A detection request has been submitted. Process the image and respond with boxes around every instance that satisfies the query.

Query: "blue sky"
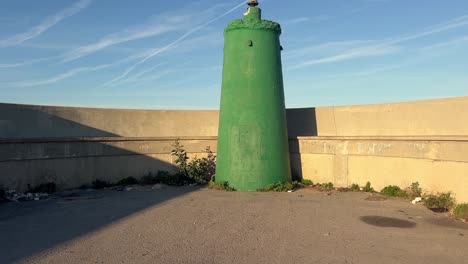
[0,0,467,109]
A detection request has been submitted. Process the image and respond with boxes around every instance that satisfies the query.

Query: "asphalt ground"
[0,186,466,264]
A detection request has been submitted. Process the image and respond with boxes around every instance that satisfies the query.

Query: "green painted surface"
[216,6,291,191]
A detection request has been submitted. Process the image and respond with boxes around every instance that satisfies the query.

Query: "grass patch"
[116,177,139,186]
[407,182,422,198]
[362,182,375,193]
[300,179,313,186]
[257,181,293,192]
[322,182,334,190]
[141,171,194,186]
[453,204,468,220]
[380,185,408,198]
[350,184,360,192]
[92,179,113,189]
[423,192,456,212]
[208,177,236,192]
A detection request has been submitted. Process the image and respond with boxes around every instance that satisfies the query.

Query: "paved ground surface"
[0,186,467,264]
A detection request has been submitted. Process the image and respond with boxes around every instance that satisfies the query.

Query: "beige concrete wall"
[0,138,218,191]
[0,103,219,138]
[292,137,468,203]
[1,97,467,202]
[314,97,468,136]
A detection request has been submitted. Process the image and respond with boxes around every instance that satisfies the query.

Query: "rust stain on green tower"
[216,0,292,191]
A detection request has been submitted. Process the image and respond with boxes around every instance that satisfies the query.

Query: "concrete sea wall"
[1,97,467,202]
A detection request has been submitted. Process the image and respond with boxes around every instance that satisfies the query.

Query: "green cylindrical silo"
[215,3,291,191]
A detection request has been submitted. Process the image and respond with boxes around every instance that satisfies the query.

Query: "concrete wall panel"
[1,97,467,202]
[347,155,468,203]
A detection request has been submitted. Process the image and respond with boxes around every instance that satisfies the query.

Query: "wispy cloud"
[290,14,468,69]
[290,45,400,69]
[11,64,110,87]
[61,1,234,62]
[7,52,148,87]
[282,15,330,26]
[284,40,374,59]
[61,15,189,62]
[421,36,468,51]
[102,0,247,87]
[0,55,60,68]
[0,0,92,48]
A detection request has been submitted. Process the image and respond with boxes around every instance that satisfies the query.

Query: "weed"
[171,140,216,184]
[423,192,456,212]
[117,177,139,186]
[92,179,112,189]
[257,181,293,192]
[350,184,360,192]
[142,170,192,186]
[407,182,422,198]
[292,181,303,189]
[453,204,468,220]
[28,182,57,193]
[301,179,313,186]
[363,182,375,193]
[380,185,408,198]
[323,182,334,190]
[208,177,236,191]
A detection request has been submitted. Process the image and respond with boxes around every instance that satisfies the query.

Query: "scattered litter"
[5,190,50,202]
[124,186,135,191]
[412,197,422,204]
[287,190,293,193]
[110,186,124,191]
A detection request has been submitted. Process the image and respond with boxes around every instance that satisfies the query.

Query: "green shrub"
[381,185,408,198]
[117,177,139,186]
[92,179,112,189]
[141,172,158,185]
[363,182,375,193]
[323,182,334,190]
[171,140,216,184]
[141,170,193,186]
[423,192,456,212]
[407,182,422,198]
[301,179,313,186]
[257,182,293,192]
[208,177,236,191]
[28,182,57,193]
[350,184,360,192]
[453,204,468,220]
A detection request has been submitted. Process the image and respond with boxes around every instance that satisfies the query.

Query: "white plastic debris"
[152,184,163,190]
[412,197,422,204]
[287,190,293,193]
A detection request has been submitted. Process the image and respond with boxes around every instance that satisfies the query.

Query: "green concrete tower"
[216,0,291,191]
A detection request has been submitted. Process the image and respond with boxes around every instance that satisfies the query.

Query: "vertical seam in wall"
[346,154,349,187]
[332,108,338,136]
